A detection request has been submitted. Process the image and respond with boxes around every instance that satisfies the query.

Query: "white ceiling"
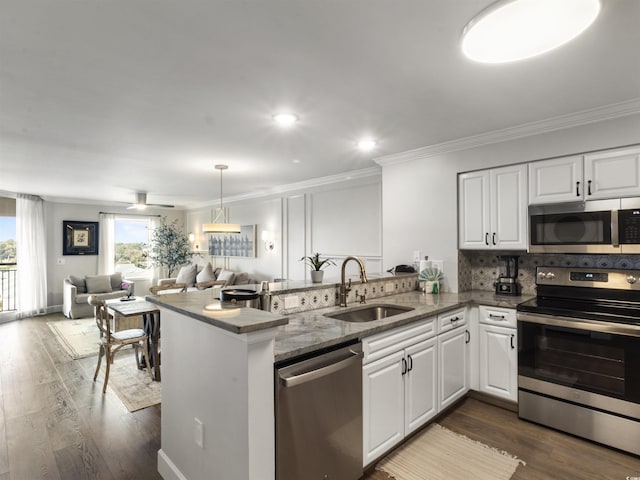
[1,1,639,209]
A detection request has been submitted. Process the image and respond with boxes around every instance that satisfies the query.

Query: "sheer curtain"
[98,213,115,275]
[16,193,48,318]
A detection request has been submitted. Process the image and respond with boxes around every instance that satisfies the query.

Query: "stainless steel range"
[517,267,640,456]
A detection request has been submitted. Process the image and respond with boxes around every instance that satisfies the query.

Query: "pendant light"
[461,0,601,64]
[202,165,241,234]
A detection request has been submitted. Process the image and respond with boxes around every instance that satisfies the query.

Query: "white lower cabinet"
[437,325,468,411]
[476,305,518,402]
[404,338,438,434]
[478,324,517,401]
[363,350,405,465]
[362,319,438,466]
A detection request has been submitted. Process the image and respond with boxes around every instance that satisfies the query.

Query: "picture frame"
[63,220,99,255]
[208,224,256,258]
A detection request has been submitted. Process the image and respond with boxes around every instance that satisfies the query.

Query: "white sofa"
[63,273,133,319]
[152,264,258,294]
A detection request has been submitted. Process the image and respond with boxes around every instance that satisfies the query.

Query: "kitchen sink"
[324,304,414,322]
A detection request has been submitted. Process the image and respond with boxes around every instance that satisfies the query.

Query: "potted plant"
[419,266,444,294]
[148,217,193,278]
[300,253,335,283]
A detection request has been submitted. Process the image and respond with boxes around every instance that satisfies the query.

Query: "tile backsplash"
[270,275,419,315]
[458,251,640,295]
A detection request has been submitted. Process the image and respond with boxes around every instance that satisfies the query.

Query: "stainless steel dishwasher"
[275,341,363,480]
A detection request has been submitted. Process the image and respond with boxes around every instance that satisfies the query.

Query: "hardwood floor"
[0,315,161,480]
[1,315,639,479]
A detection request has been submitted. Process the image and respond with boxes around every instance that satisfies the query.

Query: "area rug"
[47,317,100,359]
[96,353,162,412]
[376,423,525,480]
[48,316,161,412]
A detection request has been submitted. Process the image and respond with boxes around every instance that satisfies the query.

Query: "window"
[114,218,151,275]
[0,216,16,264]
[0,197,17,312]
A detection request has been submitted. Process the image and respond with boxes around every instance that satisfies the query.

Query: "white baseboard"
[157,450,188,480]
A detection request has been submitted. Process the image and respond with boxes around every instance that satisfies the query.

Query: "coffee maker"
[494,255,521,296]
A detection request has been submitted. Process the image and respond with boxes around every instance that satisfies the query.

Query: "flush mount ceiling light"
[202,165,241,234]
[357,138,377,152]
[461,0,601,63]
[273,112,299,127]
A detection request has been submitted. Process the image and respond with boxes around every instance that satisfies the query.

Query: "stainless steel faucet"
[339,256,368,307]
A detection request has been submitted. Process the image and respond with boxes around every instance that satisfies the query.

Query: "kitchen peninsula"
[147,278,529,480]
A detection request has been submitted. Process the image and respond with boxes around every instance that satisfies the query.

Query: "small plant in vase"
[300,253,335,283]
[419,267,444,294]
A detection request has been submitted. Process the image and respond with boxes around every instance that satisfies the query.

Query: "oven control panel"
[536,267,640,290]
[569,272,608,282]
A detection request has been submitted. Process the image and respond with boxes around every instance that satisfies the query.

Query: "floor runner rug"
[376,423,525,480]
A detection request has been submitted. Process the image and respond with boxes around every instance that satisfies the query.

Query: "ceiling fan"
[127,192,175,210]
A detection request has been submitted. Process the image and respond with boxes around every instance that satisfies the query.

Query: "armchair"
[63,273,133,319]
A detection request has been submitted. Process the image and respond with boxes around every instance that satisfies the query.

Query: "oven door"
[518,313,640,407]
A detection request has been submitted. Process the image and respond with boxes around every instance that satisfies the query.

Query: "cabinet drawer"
[478,305,516,328]
[438,308,466,334]
[363,317,436,365]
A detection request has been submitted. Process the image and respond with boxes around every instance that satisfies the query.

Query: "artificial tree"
[148,218,192,277]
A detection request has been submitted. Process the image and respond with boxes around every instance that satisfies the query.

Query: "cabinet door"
[438,327,468,411]
[584,146,640,199]
[491,164,528,250]
[458,170,491,250]
[479,324,517,402]
[363,350,405,466]
[529,155,583,204]
[404,338,438,435]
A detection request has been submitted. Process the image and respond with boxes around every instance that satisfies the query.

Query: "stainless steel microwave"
[529,198,640,254]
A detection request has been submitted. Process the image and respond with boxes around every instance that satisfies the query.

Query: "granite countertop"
[146,289,288,334]
[274,290,533,362]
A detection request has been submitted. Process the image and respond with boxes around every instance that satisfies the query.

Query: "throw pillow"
[85,275,113,294]
[110,272,123,291]
[234,272,249,285]
[68,275,87,293]
[216,269,235,285]
[196,262,216,284]
[175,265,198,287]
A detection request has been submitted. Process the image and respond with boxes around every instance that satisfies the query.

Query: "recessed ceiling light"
[273,113,299,127]
[461,0,601,64]
[357,138,377,152]
[292,159,301,164]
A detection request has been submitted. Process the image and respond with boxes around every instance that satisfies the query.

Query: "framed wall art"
[63,221,99,255]
[208,224,256,258]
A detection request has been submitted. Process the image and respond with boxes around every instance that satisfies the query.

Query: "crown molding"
[186,165,381,210]
[375,98,640,166]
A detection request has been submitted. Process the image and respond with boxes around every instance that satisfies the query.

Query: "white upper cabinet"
[584,146,640,200]
[459,164,527,250]
[529,146,640,204]
[528,155,583,204]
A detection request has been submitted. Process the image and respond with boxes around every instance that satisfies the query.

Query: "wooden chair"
[90,296,153,393]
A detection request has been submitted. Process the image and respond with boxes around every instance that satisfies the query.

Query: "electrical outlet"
[284,295,299,309]
[413,250,421,263]
[194,418,204,448]
[431,260,444,273]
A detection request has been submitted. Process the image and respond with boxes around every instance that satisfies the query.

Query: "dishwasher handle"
[279,348,363,388]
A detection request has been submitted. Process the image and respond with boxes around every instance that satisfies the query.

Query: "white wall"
[45,201,183,308]
[184,174,383,283]
[381,113,640,292]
